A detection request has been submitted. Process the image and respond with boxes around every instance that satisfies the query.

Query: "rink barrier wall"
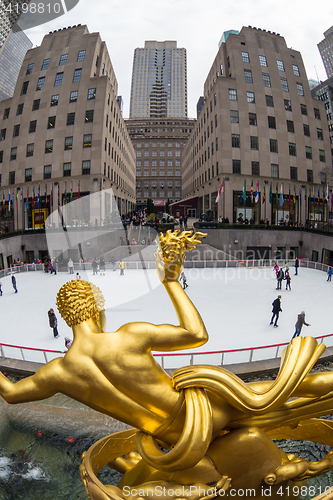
[0,258,332,367]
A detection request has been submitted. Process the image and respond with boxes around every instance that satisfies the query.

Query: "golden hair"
[56,280,105,327]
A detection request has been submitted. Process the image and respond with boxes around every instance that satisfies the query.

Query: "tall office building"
[318,26,333,79]
[0,24,136,231]
[182,26,332,224]
[129,41,187,119]
[0,0,28,53]
[0,25,32,101]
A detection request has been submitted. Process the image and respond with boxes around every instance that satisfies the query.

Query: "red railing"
[0,343,65,363]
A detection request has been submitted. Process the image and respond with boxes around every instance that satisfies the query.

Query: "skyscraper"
[0,0,28,53]
[318,26,333,79]
[129,41,187,119]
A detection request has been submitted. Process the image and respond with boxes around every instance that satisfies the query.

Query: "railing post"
[221,352,224,365]
[0,345,3,357]
[190,354,194,365]
[43,351,48,363]
[161,356,164,369]
[249,349,253,362]
[275,346,280,358]
[20,348,25,361]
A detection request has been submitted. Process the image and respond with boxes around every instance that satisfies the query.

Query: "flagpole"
[223,176,225,219]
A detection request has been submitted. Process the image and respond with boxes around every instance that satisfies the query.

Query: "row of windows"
[137,180,180,188]
[137,191,181,199]
[241,51,300,77]
[7,160,91,185]
[136,160,181,168]
[0,111,94,141]
[136,150,181,157]
[242,69,303,95]
[22,68,83,95]
[25,50,86,76]
[136,169,181,177]
[136,142,181,148]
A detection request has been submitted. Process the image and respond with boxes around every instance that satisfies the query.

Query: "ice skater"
[119,260,125,275]
[48,308,59,338]
[327,268,332,282]
[180,271,188,290]
[11,275,18,293]
[99,257,106,275]
[0,280,2,296]
[285,271,291,290]
[291,311,310,339]
[270,295,282,327]
[276,268,284,290]
[295,258,299,275]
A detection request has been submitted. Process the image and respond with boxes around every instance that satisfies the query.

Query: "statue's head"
[56,280,105,328]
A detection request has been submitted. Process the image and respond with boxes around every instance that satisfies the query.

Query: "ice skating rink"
[0,264,332,367]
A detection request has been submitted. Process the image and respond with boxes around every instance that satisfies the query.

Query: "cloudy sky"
[24,0,331,119]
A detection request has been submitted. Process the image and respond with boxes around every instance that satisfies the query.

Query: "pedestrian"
[119,260,125,275]
[295,258,299,275]
[276,268,284,290]
[180,271,188,289]
[284,261,290,273]
[67,258,74,274]
[111,257,116,272]
[285,271,291,291]
[64,337,72,350]
[327,268,332,282]
[11,275,18,293]
[92,258,98,275]
[270,295,282,327]
[48,308,59,338]
[273,262,279,277]
[99,257,106,275]
[291,311,311,340]
[0,280,2,296]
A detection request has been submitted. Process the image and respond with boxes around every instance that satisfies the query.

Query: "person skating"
[276,268,284,290]
[327,268,332,282]
[291,311,311,340]
[11,275,18,293]
[270,295,282,327]
[0,280,2,296]
[119,260,125,275]
[99,257,106,275]
[92,258,98,275]
[180,271,188,290]
[48,308,59,338]
[285,271,291,291]
[295,258,299,275]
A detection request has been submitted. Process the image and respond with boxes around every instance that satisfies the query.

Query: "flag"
[2,187,5,212]
[242,180,246,202]
[51,185,53,208]
[293,186,296,206]
[299,186,302,207]
[318,185,320,206]
[37,184,41,208]
[305,186,307,208]
[215,180,224,203]
[251,180,254,202]
[279,183,283,206]
[269,184,272,204]
[100,179,102,192]
[255,181,259,203]
[313,185,315,206]
[323,185,325,203]
[26,186,29,209]
[32,186,35,209]
[262,184,265,204]
[58,184,60,207]
[8,189,11,212]
[45,184,47,206]
[78,181,80,200]
[70,181,73,203]
[288,184,291,208]
[275,183,278,203]
[327,184,330,204]
[20,189,22,208]
[64,182,67,204]
[16,189,19,210]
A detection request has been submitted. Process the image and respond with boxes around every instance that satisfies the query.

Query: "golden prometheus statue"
[1,230,333,500]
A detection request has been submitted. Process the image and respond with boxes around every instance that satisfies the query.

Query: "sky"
[23,0,332,119]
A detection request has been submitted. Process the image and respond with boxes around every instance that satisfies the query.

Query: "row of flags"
[2,181,81,212]
[215,179,333,208]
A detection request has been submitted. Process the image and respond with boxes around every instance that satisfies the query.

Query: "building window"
[265,95,274,107]
[280,77,291,95]
[29,120,37,133]
[286,120,294,133]
[67,112,75,126]
[83,134,92,148]
[63,162,71,176]
[87,88,96,100]
[250,136,259,150]
[317,128,323,140]
[300,104,307,116]
[290,166,298,180]
[44,165,52,179]
[16,103,24,115]
[292,64,300,76]
[296,82,304,96]
[244,69,253,83]
[241,51,250,63]
[50,94,59,106]
[252,161,260,176]
[271,163,279,178]
[319,149,325,162]
[85,110,94,123]
[26,63,34,74]
[0,129,6,141]
[21,81,29,95]
[276,60,285,71]
[73,68,82,82]
[314,108,321,119]
[9,171,15,185]
[321,171,326,184]
[32,99,40,111]
[25,168,32,182]
[283,99,291,111]
[289,142,296,156]
[54,72,64,86]
[64,136,73,150]
[303,124,310,137]
[3,108,10,119]
[259,55,267,67]
[232,159,241,174]
[47,116,56,129]
[231,134,240,148]
[26,143,34,157]
[10,147,17,161]
[59,54,68,66]
[268,116,276,129]
[262,73,271,87]
[270,139,278,153]
[0,151,3,163]
[82,160,91,175]
[229,89,237,100]
[13,124,20,137]
[41,58,50,70]
[69,91,78,103]
[249,112,257,126]
[77,50,86,62]
[45,139,53,153]
[247,91,255,103]
[36,76,45,91]
[305,146,312,159]
[307,169,313,183]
